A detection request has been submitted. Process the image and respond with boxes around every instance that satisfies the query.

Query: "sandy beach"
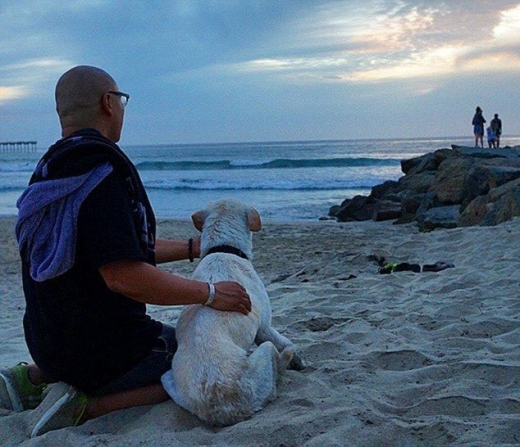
[0,215,519,446]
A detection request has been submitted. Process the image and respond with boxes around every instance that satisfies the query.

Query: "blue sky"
[1,0,520,147]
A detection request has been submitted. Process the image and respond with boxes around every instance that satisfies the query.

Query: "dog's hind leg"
[246,341,287,412]
[255,326,292,351]
[255,327,305,371]
[277,345,295,374]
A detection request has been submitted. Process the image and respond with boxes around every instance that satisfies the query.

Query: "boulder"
[370,180,399,200]
[418,205,460,232]
[475,163,520,187]
[482,186,520,226]
[398,171,436,194]
[459,178,520,226]
[430,157,475,204]
[328,205,341,217]
[415,193,443,225]
[452,145,520,159]
[460,163,520,208]
[400,148,451,175]
[399,192,426,215]
[372,200,403,222]
[333,195,375,222]
[401,154,429,175]
[457,196,488,227]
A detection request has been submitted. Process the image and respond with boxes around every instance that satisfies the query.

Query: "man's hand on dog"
[211,281,252,315]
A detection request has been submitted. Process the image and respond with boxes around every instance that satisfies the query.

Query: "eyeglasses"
[108,91,130,107]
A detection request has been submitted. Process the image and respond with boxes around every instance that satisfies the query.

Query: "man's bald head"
[55,66,125,141]
[56,66,116,119]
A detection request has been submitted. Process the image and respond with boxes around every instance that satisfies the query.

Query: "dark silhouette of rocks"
[329,145,520,231]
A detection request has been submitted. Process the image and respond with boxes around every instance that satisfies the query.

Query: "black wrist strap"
[188,238,194,262]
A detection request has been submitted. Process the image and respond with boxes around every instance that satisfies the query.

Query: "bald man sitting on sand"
[0,65,251,437]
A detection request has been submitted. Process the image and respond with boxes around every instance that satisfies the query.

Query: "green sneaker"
[0,362,47,412]
[29,382,88,437]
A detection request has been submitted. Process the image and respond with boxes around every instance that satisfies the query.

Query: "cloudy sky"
[1,0,520,147]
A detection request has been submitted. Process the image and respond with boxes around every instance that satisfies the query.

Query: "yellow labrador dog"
[161,199,303,426]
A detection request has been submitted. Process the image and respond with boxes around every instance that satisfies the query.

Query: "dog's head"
[192,199,261,259]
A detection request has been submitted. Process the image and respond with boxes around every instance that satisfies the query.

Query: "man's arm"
[155,238,200,264]
[99,260,251,315]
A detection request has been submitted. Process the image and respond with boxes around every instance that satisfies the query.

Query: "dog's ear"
[191,210,207,232]
[247,208,262,232]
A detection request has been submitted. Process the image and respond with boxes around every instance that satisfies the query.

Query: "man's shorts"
[92,323,177,396]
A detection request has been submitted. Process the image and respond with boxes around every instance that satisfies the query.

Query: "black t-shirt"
[21,133,162,393]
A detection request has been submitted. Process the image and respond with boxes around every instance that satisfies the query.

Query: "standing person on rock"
[472,106,486,148]
[491,113,502,148]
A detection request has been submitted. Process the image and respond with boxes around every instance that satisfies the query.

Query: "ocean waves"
[137,155,403,193]
[144,177,382,191]
[0,163,35,173]
[135,157,401,171]
[0,137,451,219]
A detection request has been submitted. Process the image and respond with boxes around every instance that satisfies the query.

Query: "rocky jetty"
[328,145,520,231]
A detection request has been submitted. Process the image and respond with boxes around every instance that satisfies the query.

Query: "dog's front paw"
[289,354,306,371]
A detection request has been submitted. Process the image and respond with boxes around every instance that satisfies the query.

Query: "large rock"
[332,195,375,221]
[370,180,399,200]
[483,186,520,226]
[461,162,520,208]
[398,171,436,194]
[400,149,451,175]
[430,157,475,204]
[452,145,520,159]
[429,156,520,207]
[474,162,520,187]
[415,193,443,225]
[399,193,426,215]
[418,205,460,232]
[459,178,520,226]
[401,153,432,175]
[372,200,402,222]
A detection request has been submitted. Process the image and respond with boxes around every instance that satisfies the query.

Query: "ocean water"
[2,137,519,221]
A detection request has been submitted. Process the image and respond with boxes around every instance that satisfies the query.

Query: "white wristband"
[205,283,216,306]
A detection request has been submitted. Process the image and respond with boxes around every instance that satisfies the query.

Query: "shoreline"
[1,216,519,446]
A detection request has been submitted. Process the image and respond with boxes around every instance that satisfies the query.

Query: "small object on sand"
[394,262,421,273]
[377,259,454,274]
[422,261,455,272]
[379,262,421,274]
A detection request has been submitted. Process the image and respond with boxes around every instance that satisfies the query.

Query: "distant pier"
[0,141,37,153]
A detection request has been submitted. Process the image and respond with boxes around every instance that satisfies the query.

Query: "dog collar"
[206,245,249,260]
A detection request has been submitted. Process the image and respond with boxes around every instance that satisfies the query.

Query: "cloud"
[457,50,520,72]
[2,0,520,143]
[0,86,28,102]
[4,0,519,91]
[493,4,520,42]
[349,5,439,53]
[213,0,520,89]
[0,58,73,102]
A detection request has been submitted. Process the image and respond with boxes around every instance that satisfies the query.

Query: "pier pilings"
[0,141,37,153]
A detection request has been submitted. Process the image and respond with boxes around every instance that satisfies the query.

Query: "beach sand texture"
[0,216,519,446]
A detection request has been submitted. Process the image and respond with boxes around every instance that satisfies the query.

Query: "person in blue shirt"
[486,126,496,148]
[472,106,486,148]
